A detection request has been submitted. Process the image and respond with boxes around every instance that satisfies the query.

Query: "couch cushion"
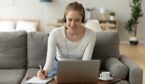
[0,31,27,68]
[116,80,129,84]
[27,32,48,68]
[21,68,39,84]
[0,69,26,84]
[92,31,120,69]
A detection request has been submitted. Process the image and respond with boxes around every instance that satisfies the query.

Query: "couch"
[0,31,142,84]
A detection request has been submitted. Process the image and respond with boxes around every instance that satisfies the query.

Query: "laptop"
[56,60,100,83]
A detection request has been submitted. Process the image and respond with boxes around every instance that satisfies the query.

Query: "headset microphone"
[64,24,67,30]
[64,26,69,59]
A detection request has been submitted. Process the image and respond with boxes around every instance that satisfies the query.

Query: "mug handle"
[100,73,102,77]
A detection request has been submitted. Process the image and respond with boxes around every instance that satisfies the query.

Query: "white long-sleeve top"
[43,26,96,73]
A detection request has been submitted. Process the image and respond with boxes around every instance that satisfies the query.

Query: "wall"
[0,0,144,42]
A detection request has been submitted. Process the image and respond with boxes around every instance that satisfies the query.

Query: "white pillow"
[85,19,102,32]
[16,21,37,32]
[0,21,15,32]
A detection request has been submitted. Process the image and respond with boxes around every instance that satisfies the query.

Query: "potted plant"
[109,11,116,21]
[125,0,143,45]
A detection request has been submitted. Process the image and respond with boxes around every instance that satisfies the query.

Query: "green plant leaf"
[125,0,143,35]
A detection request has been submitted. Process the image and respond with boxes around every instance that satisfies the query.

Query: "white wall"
[0,0,145,41]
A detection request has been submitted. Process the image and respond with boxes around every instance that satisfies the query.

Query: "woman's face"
[65,10,82,30]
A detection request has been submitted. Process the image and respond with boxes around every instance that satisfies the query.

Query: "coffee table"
[48,77,121,84]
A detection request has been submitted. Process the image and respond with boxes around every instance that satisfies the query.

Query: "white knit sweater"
[43,26,96,73]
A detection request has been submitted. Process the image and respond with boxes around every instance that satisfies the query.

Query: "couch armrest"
[120,55,143,84]
[105,57,128,79]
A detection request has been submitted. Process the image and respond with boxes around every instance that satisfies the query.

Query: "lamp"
[40,0,52,2]
[99,7,106,20]
[99,8,106,14]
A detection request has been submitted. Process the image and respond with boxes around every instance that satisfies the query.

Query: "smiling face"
[65,10,82,30]
[64,2,85,31]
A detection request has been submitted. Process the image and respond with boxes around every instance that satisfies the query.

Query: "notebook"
[56,60,100,83]
[26,76,53,84]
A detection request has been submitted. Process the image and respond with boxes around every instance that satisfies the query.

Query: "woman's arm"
[82,32,96,60]
[43,31,57,73]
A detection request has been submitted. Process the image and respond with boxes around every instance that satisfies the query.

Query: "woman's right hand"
[37,69,48,79]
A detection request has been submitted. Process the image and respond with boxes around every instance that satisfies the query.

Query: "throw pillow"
[16,20,37,32]
[0,20,15,32]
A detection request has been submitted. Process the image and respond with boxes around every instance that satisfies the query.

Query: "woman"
[37,1,96,79]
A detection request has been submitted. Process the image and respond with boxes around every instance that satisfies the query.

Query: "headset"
[63,14,85,23]
[63,14,85,30]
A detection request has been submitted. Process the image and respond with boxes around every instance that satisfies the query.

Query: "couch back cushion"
[27,32,48,68]
[92,31,120,69]
[0,31,27,69]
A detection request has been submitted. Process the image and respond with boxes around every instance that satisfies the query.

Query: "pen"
[39,65,42,70]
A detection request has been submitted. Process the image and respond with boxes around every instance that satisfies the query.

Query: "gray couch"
[0,31,143,84]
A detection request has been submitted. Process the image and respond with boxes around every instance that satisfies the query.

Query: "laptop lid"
[57,60,100,83]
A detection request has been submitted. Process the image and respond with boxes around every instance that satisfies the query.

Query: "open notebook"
[26,76,53,84]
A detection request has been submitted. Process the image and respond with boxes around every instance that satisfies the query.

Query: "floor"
[120,44,145,84]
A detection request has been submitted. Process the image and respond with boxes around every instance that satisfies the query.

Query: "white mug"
[100,71,111,79]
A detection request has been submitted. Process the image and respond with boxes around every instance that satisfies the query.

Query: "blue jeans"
[48,60,58,78]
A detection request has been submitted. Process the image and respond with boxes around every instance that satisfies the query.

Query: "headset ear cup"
[82,15,85,23]
[63,16,66,23]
